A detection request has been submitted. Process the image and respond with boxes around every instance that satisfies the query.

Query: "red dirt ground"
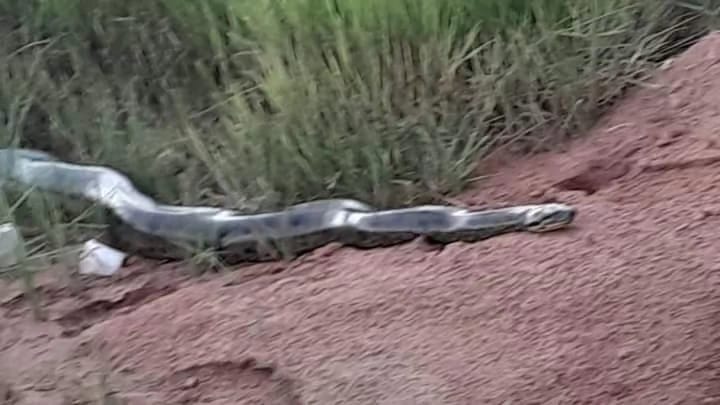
[5,32,720,405]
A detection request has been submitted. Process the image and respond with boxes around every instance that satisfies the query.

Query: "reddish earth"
[5,32,720,405]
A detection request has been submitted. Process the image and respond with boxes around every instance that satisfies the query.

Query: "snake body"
[0,148,577,264]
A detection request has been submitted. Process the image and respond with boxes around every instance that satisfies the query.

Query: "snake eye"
[525,219,550,232]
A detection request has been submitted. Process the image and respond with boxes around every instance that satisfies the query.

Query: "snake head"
[522,203,576,232]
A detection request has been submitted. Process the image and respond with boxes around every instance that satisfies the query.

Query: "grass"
[0,0,717,276]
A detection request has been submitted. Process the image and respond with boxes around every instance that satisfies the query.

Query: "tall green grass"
[0,0,716,230]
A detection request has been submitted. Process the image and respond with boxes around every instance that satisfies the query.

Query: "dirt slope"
[5,31,720,405]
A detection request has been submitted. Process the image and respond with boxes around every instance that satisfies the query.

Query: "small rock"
[182,377,199,390]
[617,346,635,359]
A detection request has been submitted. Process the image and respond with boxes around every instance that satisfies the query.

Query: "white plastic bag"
[78,239,127,277]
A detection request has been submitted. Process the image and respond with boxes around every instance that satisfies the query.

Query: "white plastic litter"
[78,239,127,277]
[0,223,21,268]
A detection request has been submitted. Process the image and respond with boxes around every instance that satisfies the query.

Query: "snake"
[0,148,577,264]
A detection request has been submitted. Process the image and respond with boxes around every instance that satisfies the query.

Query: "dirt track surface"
[5,32,720,405]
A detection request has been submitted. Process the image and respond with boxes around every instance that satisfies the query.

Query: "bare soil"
[5,31,720,405]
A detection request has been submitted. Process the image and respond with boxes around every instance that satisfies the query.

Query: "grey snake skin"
[0,148,576,264]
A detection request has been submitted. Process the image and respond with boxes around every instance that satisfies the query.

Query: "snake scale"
[0,148,577,264]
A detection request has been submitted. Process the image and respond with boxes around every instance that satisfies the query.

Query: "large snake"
[0,148,577,264]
